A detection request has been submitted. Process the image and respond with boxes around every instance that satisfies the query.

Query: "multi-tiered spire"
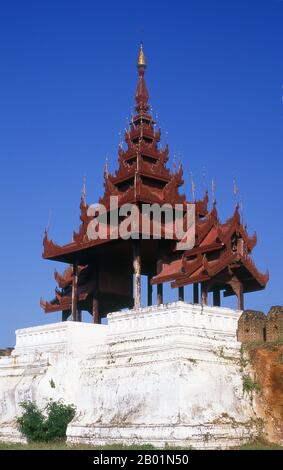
[99,44,186,209]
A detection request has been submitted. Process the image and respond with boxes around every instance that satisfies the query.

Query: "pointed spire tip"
[137,43,146,67]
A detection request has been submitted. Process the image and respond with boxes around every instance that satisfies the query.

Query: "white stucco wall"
[0,302,260,449]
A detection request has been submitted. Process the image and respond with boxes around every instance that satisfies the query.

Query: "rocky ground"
[245,341,283,445]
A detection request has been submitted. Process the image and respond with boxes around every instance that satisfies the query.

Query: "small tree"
[17,400,76,442]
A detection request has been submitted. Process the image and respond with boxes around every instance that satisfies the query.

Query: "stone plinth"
[0,302,259,449]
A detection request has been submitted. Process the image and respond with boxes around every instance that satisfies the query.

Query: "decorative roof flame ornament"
[173,155,177,174]
[233,179,239,207]
[190,172,196,202]
[45,209,52,234]
[240,201,244,224]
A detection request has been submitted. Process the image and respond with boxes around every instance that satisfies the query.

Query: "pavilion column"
[92,267,100,324]
[237,282,244,310]
[229,277,244,311]
[193,283,199,304]
[178,286,184,302]
[147,273,153,307]
[213,289,221,307]
[92,296,99,324]
[62,310,70,322]
[133,240,141,309]
[71,261,78,321]
[156,249,164,306]
[77,310,82,322]
[157,283,163,306]
[201,282,208,305]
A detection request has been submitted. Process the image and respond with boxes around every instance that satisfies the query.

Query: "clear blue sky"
[0,0,282,346]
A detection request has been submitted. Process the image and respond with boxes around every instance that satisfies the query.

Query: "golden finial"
[137,43,146,67]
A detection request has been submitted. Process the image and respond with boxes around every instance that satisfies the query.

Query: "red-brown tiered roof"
[41,45,268,319]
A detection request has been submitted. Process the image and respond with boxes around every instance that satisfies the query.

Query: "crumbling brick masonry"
[237,306,283,343]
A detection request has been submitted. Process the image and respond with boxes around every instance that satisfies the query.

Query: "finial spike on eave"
[104,156,109,178]
[212,178,216,204]
[81,175,87,204]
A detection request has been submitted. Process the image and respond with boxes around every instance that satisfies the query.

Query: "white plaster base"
[0,302,260,449]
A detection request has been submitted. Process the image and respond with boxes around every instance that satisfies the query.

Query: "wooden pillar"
[62,310,70,322]
[71,262,78,321]
[193,283,199,304]
[147,274,153,306]
[213,289,221,307]
[229,277,244,311]
[157,283,163,305]
[201,282,208,305]
[133,240,141,309]
[92,296,99,324]
[77,310,82,322]
[237,282,244,310]
[178,286,184,302]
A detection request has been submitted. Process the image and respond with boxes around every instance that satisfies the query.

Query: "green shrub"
[45,400,76,441]
[17,400,76,442]
[17,401,46,442]
[242,374,261,394]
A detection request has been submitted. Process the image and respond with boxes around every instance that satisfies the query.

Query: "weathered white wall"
[0,302,260,448]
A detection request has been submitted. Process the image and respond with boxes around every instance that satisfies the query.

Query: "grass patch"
[242,340,283,353]
[0,441,156,450]
[0,440,282,450]
[242,374,261,395]
[235,440,283,450]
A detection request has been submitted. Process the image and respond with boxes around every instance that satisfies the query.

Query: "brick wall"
[237,310,266,342]
[237,306,283,343]
[266,306,283,342]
